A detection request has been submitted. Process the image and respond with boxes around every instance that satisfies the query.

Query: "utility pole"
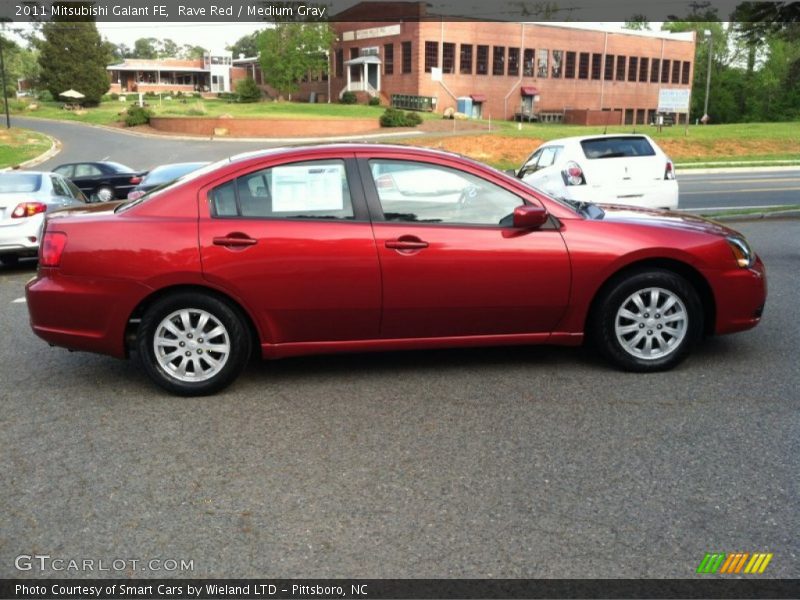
[0,31,11,129]
[702,30,712,124]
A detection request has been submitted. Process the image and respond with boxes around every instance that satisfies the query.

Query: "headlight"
[726,236,755,268]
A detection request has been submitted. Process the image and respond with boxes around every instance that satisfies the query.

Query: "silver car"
[0,171,87,267]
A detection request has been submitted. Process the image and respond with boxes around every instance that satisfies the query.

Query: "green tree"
[181,44,207,60]
[37,8,110,105]
[159,38,179,58]
[257,23,334,98]
[623,15,651,30]
[228,32,261,59]
[132,37,158,59]
[1,34,40,96]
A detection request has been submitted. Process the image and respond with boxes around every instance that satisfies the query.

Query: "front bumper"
[711,255,767,335]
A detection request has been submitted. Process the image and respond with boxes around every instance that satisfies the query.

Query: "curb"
[0,132,61,171]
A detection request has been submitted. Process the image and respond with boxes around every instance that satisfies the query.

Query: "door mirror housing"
[513,205,549,229]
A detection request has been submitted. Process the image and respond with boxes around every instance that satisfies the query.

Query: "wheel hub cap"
[154,308,231,382]
[614,287,688,360]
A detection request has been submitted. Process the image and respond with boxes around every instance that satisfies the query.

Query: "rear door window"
[580,137,656,159]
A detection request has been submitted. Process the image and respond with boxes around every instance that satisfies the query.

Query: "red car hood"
[598,204,743,238]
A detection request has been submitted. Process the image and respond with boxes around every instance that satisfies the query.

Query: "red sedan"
[26,145,766,395]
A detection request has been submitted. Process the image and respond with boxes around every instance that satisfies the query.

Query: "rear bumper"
[567,182,679,210]
[711,256,767,335]
[0,214,43,256]
[26,270,152,358]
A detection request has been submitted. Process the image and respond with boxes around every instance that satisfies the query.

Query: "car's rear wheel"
[591,269,703,371]
[137,292,251,395]
[93,186,115,202]
[0,254,20,267]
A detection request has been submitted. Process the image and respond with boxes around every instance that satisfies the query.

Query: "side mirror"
[513,205,549,229]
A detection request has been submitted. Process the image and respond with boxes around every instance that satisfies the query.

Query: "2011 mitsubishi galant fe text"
[26,145,767,396]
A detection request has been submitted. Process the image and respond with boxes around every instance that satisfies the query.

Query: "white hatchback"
[516,134,678,210]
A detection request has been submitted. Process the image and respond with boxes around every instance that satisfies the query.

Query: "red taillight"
[11,202,47,219]
[127,189,145,200]
[129,176,142,184]
[40,231,67,267]
[562,161,586,186]
[664,161,675,180]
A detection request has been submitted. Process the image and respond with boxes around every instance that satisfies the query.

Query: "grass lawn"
[411,122,800,170]
[0,127,52,169]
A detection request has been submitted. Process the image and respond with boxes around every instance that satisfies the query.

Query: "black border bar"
[3,579,800,599]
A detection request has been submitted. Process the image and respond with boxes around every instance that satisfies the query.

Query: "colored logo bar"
[697,552,773,574]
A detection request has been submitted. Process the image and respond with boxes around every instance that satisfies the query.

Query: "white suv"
[516,134,678,210]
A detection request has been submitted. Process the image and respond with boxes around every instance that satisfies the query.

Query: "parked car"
[53,161,147,202]
[27,145,765,396]
[127,162,209,200]
[0,171,87,267]
[515,134,679,210]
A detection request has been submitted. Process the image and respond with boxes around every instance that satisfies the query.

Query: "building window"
[350,47,359,61]
[672,60,681,83]
[477,45,489,75]
[384,44,394,75]
[508,47,520,76]
[551,50,563,78]
[460,44,473,74]
[492,46,505,76]
[628,56,638,82]
[616,56,626,81]
[523,49,535,77]
[639,57,649,82]
[424,41,438,73]
[682,61,691,84]
[537,49,548,78]
[578,52,589,79]
[650,58,660,82]
[565,51,576,78]
[591,53,602,80]
[335,49,343,78]
[402,41,412,74]
[604,54,614,80]
[442,42,455,74]
[661,59,670,83]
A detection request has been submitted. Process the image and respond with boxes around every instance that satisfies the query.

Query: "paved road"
[11,116,800,210]
[1,220,797,578]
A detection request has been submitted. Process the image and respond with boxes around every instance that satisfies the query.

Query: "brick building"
[328,3,697,124]
[107,52,247,94]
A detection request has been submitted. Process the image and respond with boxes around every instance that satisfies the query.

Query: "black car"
[127,162,209,200]
[53,161,147,202]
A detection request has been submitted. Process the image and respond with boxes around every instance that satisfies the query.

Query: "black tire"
[0,254,20,267]
[590,269,703,372]
[93,186,115,202]
[137,292,252,396]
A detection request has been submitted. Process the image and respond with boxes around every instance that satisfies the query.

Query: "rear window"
[0,173,42,193]
[580,137,655,159]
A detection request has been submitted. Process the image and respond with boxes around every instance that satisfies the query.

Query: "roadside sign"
[658,88,690,113]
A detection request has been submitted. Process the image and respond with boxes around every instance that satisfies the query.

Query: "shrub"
[340,91,357,104]
[368,96,381,106]
[110,93,119,101]
[379,107,423,128]
[124,105,152,127]
[37,90,54,103]
[236,77,261,103]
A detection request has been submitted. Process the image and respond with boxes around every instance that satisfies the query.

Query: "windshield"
[0,173,42,193]
[116,158,231,213]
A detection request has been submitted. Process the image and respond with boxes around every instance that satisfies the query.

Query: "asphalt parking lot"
[1,220,798,579]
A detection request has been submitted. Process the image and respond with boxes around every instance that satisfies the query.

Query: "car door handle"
[213,234,257,248]
[385,238,429,250]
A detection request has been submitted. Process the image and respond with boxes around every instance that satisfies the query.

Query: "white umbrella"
[59,89,85,99]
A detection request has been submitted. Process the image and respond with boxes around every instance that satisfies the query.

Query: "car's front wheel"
[592,269,703,372]
[137,292,252,395]
[92,186,115,202]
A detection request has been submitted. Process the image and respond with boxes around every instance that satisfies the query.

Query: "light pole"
[702,29,712,124]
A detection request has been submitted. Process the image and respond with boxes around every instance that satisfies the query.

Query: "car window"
[210,159,354,220]
[53,165,73,178]
[369,159,523,226]
[50,176,70,197]
[63,178,88,202]
[537,146,561,168]
[580,137,656,159]
[74,164,103,177]
[0,173,42,193]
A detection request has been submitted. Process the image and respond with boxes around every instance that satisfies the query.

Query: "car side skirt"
[260,332,584,359]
